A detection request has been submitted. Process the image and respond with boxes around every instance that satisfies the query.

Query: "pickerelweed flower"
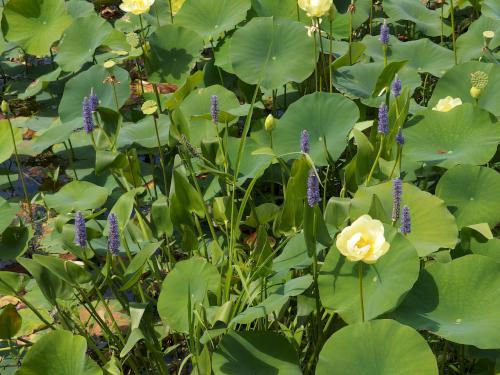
[380,20,390,45]
[74,212,87,248]
[396,128,405,145]
[377,103,389,135]
[82,97,95,133]
[210,95,219,124]
[391,76,402,97]
[307,169,320,207]
[89,88,99,112]
[107,213,120,256]
[119,0,155,15]
[400,206,412,235]
[391,178,402,222]
[300,130,310,153]
[336,215,390,263]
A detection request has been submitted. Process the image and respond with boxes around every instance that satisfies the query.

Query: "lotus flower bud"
[265,114,276,132]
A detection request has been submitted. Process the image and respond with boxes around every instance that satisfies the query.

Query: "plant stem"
[5,114,32,221]
[152,114,168,194]
[449,0,457,64]
[366,135,384,185]
[168,0,174,24]
[358,262,365,322]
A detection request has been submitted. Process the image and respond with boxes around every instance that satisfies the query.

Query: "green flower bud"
[470,86,481,99]
[264,114,276,132]
[1,100,9,113]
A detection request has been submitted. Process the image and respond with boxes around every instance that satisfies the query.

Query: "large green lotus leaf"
[0,198,18,234]
[319,226,419,324]
[361,35,454,77]
[59,64,130,130]
[0,226,32,261]
[0,119,20,163]
[2,0,73,56]
[176,0,251,41]
[383,0,451,37]
[117,114,170,149]
[470,237,500,263]
[391,255,500,349]
[271,92,359,166]
[404,104,499,168]
[158,257,220,333]
[429,62,500,117]
[316,319,438,375]
[482,0,500,19]
[456,16,500,63]
[251,0,306,19]
[436,165,500,229]
[351,182,458,256]
[212,330,302,375]
[66,0,95,19]
[55,15,113,72]
[329,0,371,39]
[17,330,101,375]
[44,181,108,213]
[227,137,273,182]
[229,17,316,90]
[147,24,203,84]
[333,62,420,100]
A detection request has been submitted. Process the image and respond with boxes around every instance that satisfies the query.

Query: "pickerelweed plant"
[0,0,498,374]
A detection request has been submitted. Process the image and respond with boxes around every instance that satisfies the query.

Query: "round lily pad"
[351,181,458,257]
[319,226,420,324]
[44,181,109,213]
[176,0,251,41]
[456,15,500,63]
[2,0,73,56]
[436,165,500,229]
[271,92,359,166]
[212,330,302,375]
[404,104,500,169]
[316,319,438,375]
[229,16,316,90]
[429,62,500,117]
[391,255,500,349]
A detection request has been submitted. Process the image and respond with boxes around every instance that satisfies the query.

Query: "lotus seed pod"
[483,30,494,48]
[126,32,140,48]
[265,114,276,132]
[470,71,488,90]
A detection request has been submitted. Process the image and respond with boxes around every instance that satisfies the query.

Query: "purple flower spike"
[107,213,120,256]
[89,88,99,112]
[400,206,412,235]
[396,128,405,145]
[210,95,219,124]
[391,76,402,97]
[300,130,310,154]
[391,178,402,222]
[377,103,389,135]
[307,169,320,207]
[380,20,390,45]
[82,97,95,133]
[74,212,87,248]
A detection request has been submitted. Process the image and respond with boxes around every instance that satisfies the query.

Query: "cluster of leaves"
[0,0,499,374]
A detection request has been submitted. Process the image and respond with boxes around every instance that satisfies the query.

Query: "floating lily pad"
[229,16,316,90]
[212,330,302,375]
[429,62,500,117]
[319,226,419,323]
[2,0,73,56]
[383,0,451,37]
[117,115,170,149]
[44,181,109,213]
[0,198,18,234]
[147,24,204,84]
[391,255,500,349]
[271,92,359,166]
[316,319,438,375]
[351,181,458,256]
[404,104,500,169]
[436,165,500,229]
[482,0,500,20]
[176,0,251,41]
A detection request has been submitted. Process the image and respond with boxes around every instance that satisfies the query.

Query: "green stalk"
[152,114,168,194]
[348,4,353,65]
[449,0,457,64]
[313,18,318,92]
[329,17,333,93]
[358,262,365,322]
[366,135,384,185]
[168,0,174,24]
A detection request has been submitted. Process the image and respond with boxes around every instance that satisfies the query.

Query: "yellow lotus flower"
[432,96,462,112]
[120,0,155,15]
[336,215,390,264]
[298,0,332,18]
